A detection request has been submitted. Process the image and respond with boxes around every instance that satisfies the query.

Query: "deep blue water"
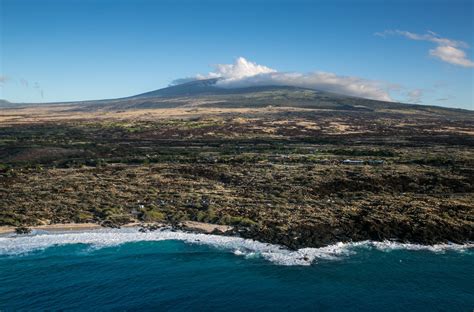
[0,234,473,311]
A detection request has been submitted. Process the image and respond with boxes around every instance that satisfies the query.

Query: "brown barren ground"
[1,100,473,248]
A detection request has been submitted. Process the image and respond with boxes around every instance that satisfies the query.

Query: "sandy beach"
[0,223,104,235]
[0,221,232,236]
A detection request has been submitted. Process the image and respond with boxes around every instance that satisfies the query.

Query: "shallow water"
[1,229,473,311]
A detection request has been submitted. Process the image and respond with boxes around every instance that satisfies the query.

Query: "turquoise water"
[0,230,472,311]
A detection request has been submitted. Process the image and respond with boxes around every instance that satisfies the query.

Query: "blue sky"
[1,0,473,109]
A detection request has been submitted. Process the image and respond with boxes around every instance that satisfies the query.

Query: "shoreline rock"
[0,221,472,250]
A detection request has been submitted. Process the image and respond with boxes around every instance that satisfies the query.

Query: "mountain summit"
[133,78,222,98]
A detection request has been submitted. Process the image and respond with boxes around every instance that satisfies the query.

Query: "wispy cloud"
[436,95,455,102]
[0,75,44,99]
[20,78,29,88]
[33,82,44,98]
[407,89,423,103]
[429,45,474,68]
[376,30,474,68]
[179,57,393,101]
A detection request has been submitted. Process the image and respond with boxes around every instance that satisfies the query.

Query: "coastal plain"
[1,87,473,248]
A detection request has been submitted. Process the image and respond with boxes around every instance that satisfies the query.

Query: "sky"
[0,0,473,109]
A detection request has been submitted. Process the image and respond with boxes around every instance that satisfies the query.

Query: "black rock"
[15,226,32,235]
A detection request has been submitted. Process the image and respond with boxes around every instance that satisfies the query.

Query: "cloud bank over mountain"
[176,57,393,101]
[198,57,276,81]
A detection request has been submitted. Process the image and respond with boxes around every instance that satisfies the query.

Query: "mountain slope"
[132,78,222,98]
[110,79,469,118]
[2,79,472,118]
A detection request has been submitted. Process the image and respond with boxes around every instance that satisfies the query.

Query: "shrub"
[141,210,165,222]
[222,216,258,227]
[95,207,123,219]
[73,212,94,223]
[0,216,20,226]
[194,208,218,223]
[106,214,133,225]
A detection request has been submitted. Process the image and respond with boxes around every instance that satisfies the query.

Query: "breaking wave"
[0,228,471,266]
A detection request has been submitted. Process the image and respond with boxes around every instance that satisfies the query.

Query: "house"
[342,159,364,165]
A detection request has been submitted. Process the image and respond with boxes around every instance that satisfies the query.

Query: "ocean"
[0,228,472,311]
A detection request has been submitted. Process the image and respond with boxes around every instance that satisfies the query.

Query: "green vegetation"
[141,209,166,222]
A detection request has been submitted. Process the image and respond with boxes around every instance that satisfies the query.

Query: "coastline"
[1,221,472,252]
[0,221,233,236]
[0,222,472,267]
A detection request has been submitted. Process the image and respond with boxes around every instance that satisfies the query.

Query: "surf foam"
[0,228,471,266]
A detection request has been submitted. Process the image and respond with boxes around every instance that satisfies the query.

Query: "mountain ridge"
[1,79,472,116]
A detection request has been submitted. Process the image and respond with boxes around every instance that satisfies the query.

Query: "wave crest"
[0,228,471,266]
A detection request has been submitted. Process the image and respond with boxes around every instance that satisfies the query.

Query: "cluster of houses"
[278,157,386,165]
[198,155,385,165]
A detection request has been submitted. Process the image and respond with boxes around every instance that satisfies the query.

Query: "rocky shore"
[1,218,472,251]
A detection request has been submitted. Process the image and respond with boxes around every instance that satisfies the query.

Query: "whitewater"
[1,228,471,266]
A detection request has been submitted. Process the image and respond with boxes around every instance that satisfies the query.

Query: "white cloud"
[199,57,276,80]
[194,57,392,101]
[429,45,474,68]
[376,30,474,68]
